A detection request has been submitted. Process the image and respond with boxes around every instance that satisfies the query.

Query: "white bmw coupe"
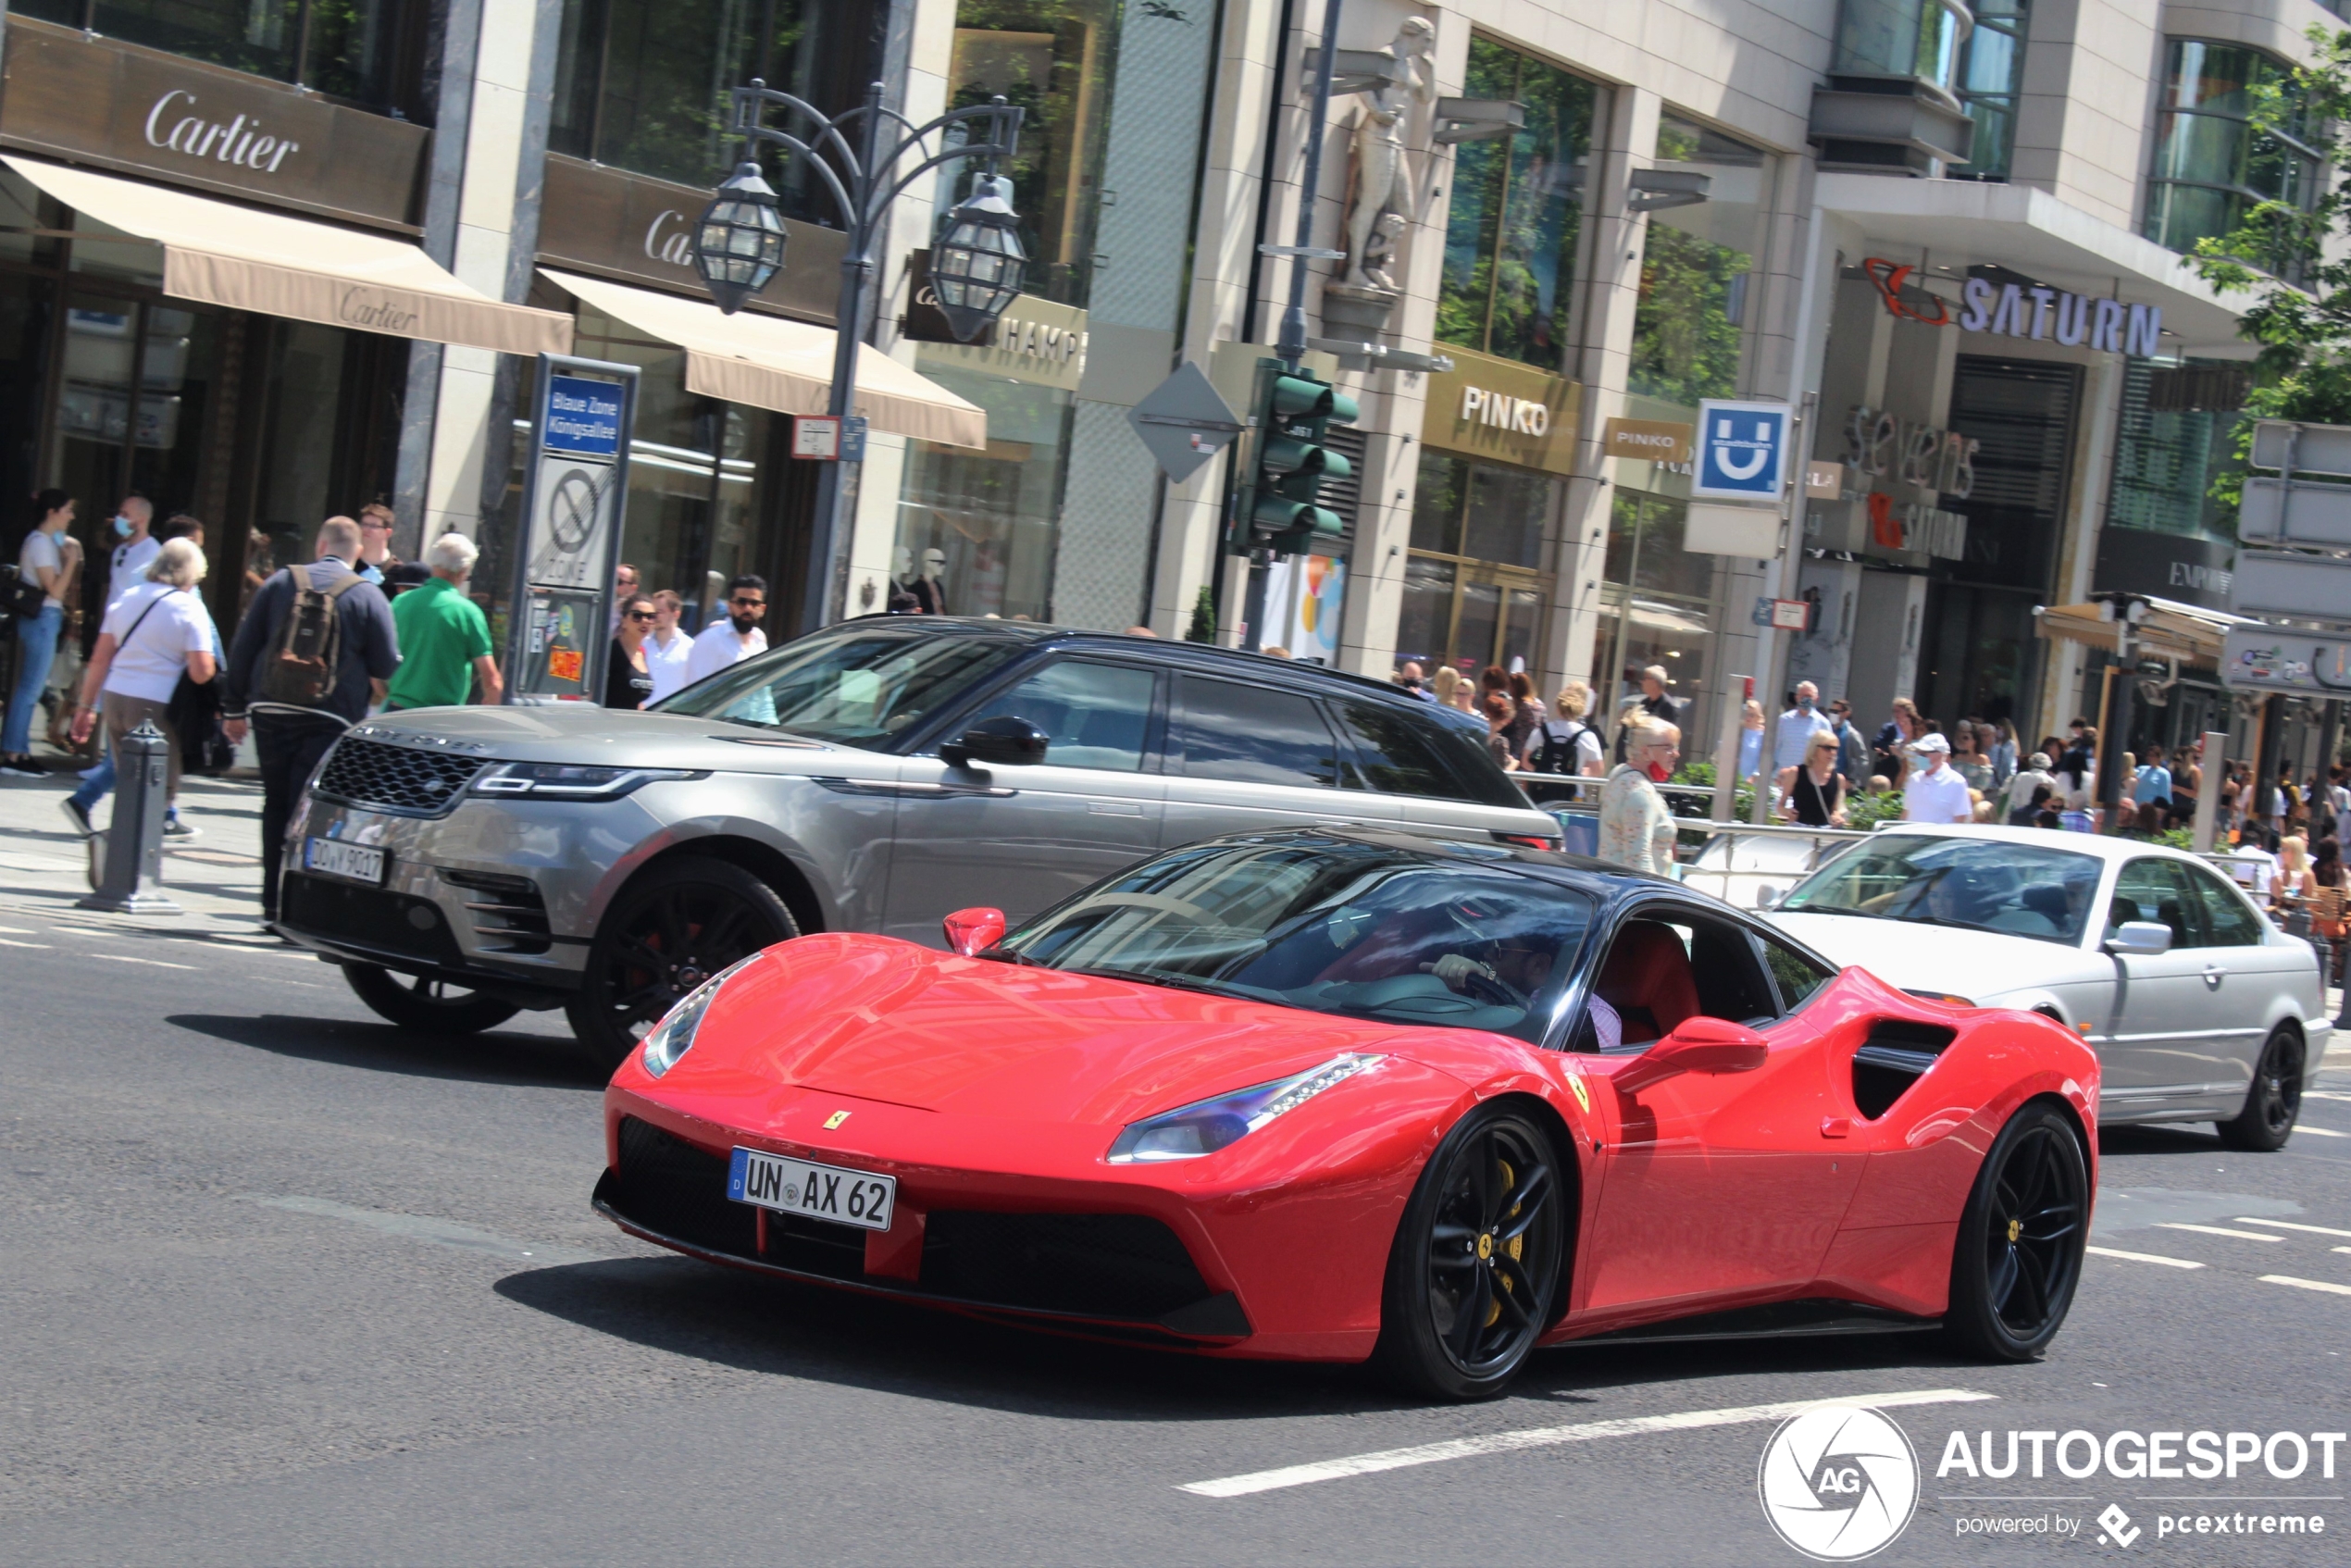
[1766,825,2331,1150]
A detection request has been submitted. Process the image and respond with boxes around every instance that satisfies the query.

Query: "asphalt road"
[4,907,2350,1565]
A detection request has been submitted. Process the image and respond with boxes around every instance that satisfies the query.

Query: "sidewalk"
[0,765,271,940]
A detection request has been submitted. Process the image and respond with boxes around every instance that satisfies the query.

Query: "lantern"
[929,177,1026,342]
[692,161,789,315]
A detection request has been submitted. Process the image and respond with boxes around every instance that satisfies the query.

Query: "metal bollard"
[78,719,181,915]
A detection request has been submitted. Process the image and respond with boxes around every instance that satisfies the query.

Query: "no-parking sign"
[1693,399,1791,501]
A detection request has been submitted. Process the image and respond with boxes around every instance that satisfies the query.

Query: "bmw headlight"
[1106,1054,1385,1164]
[639,956,758,1076]
[472,763,698,799]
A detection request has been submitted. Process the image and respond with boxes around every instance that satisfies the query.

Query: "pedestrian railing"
[1542,803,1875,908]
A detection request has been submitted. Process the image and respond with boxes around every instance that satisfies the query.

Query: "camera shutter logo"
[1757,1405,1921,1561]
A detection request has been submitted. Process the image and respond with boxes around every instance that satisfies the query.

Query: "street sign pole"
[504,355,640,704]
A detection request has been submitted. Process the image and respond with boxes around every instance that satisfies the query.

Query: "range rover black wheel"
[1373,1103,1566,1400]
[2217,1026,2304,1151]
[343,963,520,1035]
[566,856,798,1073]
[1945,1100,2087,1362]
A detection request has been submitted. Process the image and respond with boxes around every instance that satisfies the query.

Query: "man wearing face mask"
[108,494,158,589]
[685,574,768,683]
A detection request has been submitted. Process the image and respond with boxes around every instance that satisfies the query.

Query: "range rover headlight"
[472,763,699,799]
[639,956,759,1077]
[1106,1054,1385,1164]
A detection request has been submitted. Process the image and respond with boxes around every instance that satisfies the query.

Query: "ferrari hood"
[678,934,1438,1125]
[1767,911,2096,1002]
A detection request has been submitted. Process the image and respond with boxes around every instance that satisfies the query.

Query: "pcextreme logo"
[1758,1405,1921,1561]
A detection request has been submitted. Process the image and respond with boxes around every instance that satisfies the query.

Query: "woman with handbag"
[60,539,216,835]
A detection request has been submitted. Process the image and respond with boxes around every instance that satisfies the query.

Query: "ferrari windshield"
[655,629,1021,749]
[1778,833,2104,945]
[997,837,1597,1043]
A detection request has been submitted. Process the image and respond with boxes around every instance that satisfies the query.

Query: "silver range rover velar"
[279,619,1562,1065]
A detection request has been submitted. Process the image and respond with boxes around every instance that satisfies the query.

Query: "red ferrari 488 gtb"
[594,829,2098,1399]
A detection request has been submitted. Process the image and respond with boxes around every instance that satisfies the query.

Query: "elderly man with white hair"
[385,530,502,713]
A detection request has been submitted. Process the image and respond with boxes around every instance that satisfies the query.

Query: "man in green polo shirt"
[386,531,504,711]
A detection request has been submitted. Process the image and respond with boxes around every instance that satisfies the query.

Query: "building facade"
[0,0,2316,772]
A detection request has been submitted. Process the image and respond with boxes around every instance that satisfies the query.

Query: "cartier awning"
[543,269,986,450]
[5,155,573,355]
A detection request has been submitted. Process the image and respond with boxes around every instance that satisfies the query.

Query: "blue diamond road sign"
[1693,398,1790,501]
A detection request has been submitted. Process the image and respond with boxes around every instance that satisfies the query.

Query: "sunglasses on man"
[730,595,766,609]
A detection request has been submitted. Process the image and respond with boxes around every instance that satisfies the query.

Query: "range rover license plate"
[728,1148,895,1232]
[304,837,386,886]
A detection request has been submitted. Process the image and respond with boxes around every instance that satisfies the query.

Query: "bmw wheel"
[342,963,520,1035]
[1945,1101,2087,1362]
[1374,1103,1566,1400]
[566,856,797,1072]
[2217,1026,2304,1151]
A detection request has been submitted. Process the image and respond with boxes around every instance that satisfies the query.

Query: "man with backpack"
[221,516,400,925]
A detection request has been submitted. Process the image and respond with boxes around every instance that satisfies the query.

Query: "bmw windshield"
[656,628,1022,749]
[1777,833,2104,945]
[997,837,1598,1043]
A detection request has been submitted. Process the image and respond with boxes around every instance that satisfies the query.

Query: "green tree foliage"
[1628,225,1750,408]
[2187,25,2351,501]
[1185,583,1216,642]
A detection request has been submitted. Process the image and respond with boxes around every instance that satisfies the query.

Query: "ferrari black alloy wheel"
[1946,1101,2087,1361]
[1375,1103,1566,1400]
[343,963,519,1035]
[566,856,798,1072]
[2217,1025,2304,1152]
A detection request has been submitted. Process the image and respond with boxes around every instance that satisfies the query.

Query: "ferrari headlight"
[639,957,758,1077]
[1106,1054,1384,1164]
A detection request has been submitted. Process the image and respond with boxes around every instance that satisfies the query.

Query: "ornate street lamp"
[689,81,1024,634]
[927,176,1026,343]
[693,162,788,316]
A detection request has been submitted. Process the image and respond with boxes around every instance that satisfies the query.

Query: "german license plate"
[303,836,386,886]
[728,1147,895,1232]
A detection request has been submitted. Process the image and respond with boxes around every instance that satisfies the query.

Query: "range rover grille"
[312,737,491,816]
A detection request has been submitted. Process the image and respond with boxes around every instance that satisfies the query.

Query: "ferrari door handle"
[1821,1116,1852,1139]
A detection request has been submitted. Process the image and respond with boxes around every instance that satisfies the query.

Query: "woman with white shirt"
[63,539,217,827]
[644,590,695,703]
[1,489,75,776]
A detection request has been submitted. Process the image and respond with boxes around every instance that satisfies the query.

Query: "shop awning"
[5,156,572,357]
[2035,595,2258,666]
[543,268,986,450]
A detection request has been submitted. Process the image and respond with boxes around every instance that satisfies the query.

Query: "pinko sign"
[1862,258,2162,358]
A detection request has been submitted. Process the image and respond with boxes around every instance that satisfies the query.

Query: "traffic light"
[1238,364,1359,555]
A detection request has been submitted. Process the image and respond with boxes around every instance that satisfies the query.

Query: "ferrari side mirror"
[2103,920,2172,957]
[942,906,1008,956]
[941,714,1050,769]
[1650,1015,1770,1074]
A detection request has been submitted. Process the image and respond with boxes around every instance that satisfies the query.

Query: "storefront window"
[1628,114,1765,411]
[1953,0,2028,180]
[1398,450,1555,676]
[20,0,424,113]
[1593,491,1716,740]
[2106,358,2244,541]
[896,370,1070,620]
[2144,40,2320,259]
[945,0,1121,309]
[1436,39,1602,374]
[550,0,874,220]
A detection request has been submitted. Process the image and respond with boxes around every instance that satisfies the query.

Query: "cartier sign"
[0,19,427,230]
[539,156,843,324]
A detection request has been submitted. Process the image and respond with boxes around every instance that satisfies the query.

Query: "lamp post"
[692,81,1026,633]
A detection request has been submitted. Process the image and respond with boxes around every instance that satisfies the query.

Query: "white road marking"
[0,925,35,933]
[88,953,195,970]
[2306,1091,2351,1102]
[2158,1222,2283,1242]
[0,938,52,949]
[1176,1388,1997,1499]
[2239,1218,2351,1238]
[243,1195,605,1266]
[2294,1126,2351,1139]
[2262,1275,2351,1298]
[2086,1245,2205,1269]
